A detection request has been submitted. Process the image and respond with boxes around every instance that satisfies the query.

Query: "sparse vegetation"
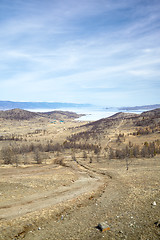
[108,140,160,160]
[0,108,160,240]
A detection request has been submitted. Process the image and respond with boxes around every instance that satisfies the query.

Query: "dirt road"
[0,174,102,220]
[0,157,160,240]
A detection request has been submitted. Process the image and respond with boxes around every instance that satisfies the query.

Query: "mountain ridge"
[118,104,160,111]
[0,100,92,110]
[0,108,83,120]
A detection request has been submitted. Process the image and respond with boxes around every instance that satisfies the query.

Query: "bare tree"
[1,147,13,164]
[83,151,87,159]
[34,150,42,164]
[89,157,93,163]
[72,154,76,162]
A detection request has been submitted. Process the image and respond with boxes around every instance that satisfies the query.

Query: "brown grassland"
[0,108,160,240]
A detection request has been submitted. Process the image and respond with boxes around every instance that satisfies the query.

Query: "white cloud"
[0,0,160,105]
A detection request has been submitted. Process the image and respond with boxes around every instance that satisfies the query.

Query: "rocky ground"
[0,157,160,240]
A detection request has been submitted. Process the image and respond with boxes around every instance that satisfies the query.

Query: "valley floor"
[0,157,160,240]
[0,109,160,239]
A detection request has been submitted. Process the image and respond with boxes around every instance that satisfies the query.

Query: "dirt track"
[0,157,160,240]
[0,169,102,220]
[0,161,106,239]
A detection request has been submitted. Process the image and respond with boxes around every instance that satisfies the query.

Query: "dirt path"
[0,162,106,240]
[22,159,160,240]
[0,158,160,240]
[0,174,102,220]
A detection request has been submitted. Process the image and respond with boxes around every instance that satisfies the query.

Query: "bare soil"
[0,111,160,240]
[0,157,160,240]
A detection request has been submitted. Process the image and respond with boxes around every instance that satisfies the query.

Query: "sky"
[0,0,160,107]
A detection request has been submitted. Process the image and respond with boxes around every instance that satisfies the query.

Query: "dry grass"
[0,109,160,239]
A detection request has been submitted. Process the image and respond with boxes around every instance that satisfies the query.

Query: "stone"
[154,220,160,227]
[152,201,157,206]
[97,221,110,232]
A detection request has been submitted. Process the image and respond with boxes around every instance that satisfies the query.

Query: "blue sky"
[0,0,160,107]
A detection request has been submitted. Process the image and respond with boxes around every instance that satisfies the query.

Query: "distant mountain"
[0,108,39,120]
[118,104,160,111]
[0,108,83,120]
[0,101,92,110]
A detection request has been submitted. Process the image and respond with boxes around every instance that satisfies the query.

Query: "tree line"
[0,140,101,165]
[109,140,160,159]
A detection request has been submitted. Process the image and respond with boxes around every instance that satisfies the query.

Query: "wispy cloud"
[0,0,160,106]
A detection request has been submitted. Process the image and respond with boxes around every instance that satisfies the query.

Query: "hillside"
[82,108,160,132]
[108,112,138,119]
[0,108,83,120]
[66,108,160,160]
[0,108,39,120]
[41,110,84,120]
[141,107,160,118]
[0,108,159,240]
